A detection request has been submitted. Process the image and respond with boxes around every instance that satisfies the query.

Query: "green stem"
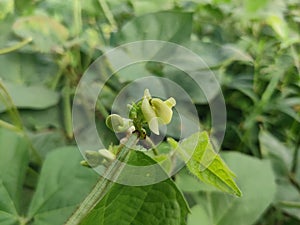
[145,136,159,155]
[291,45,300,79]
[62,80,73,139]
[288,173,300,193]
[0,38,32,55]
[0,80,42,164]
[97,0,117,30]
[50,67,64,90]
[279,201,300,208]
[291,135,300,174]
[0,120,22,134]
[73,0,82,36]
[96,99,109,118]
[0,80,23,129]
[64,133,139,225]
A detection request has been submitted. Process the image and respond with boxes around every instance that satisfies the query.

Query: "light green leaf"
[130,0,174,15]
[188,152,276,225]
[0,82,60,113]
[12,15,68,53]
[80,151,189,225]
[113,11,193,45]
[27,147,98,225]
[0,128,29,223]
[176,168,219,193]
[173,131,242,196]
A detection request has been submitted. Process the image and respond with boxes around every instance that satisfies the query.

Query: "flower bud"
[106,114,133,132]
[82,149,116,168]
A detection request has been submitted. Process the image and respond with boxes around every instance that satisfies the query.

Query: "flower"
[141,89,176,135]
[106,114,133,133]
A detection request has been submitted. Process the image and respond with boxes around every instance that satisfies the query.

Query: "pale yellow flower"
[141,89,176,135]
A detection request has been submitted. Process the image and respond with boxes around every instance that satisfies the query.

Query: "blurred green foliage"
[0,0,300,224]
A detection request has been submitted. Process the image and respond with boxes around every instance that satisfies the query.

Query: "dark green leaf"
[27,147,98,225]
[0,82,60,113]
[0,128,29,224]
[80,151,189,225]
[113,11,193,45]
[0,53,58,86]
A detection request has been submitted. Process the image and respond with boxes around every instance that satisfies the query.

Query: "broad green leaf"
[80,151,189,225]
[113,11,193,45]
[0,82,59,113]
[0,128,29,223]
[0,52,58,86]
[20,107,62,131]
[27,147,98,225]
[259,130,300,219]
[188,152,276,225]
[172,131,242,196]
[29,130,66,159]
[12,15,68,53]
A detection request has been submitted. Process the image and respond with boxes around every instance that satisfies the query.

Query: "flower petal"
[142,97,156,123]
[149,117,160,135]
[151,98,173,124]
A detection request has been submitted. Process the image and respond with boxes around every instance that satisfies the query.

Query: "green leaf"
[80,151,189,225]
[0,128,29,224]
[172,131,242,196]
[0,82,60,113]
[176,168,219,193]
[259,130,300,220]
[0,52,59,86]
[130,0,174,15]
[259,129,292,174]
[12,15,69,53]
[113,11,193,45]
[27,147,98,225]
[29,130,66,159]
[187,152,276,225]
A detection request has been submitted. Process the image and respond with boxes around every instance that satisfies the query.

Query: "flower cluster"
[106,89,176,135]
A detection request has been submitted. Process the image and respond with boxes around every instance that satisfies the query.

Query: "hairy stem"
[64,133,139,225]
